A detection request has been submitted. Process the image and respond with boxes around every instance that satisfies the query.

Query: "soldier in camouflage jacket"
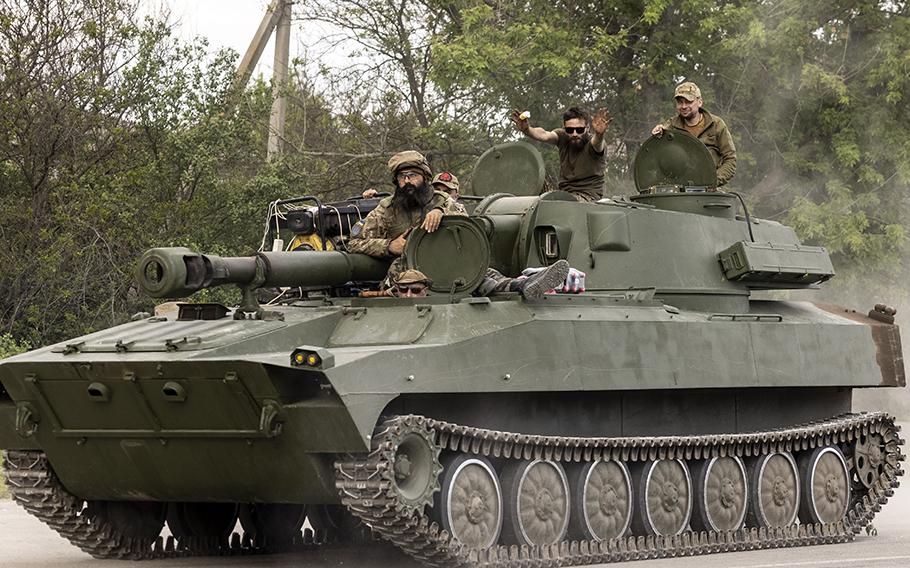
[347,150,464,285]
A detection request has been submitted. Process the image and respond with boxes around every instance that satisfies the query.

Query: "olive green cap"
[431,172,459,191]
[674,82,701,101]
[395,269,432,286]
[388,151,432,181]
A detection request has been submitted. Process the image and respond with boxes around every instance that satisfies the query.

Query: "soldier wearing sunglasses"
[392,269,432,298]
[389,264,573,301]
[511,106,611,202]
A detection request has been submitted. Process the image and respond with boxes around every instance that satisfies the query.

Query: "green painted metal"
[634,130,717,191]
[630,192,738,219]
[718,241,835,285]
[136,248,389,299]
[404,217,490,295]
[0,133,903,506]
[471,141,546,197]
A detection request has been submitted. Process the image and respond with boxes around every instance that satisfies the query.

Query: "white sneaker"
[519,260,570,300]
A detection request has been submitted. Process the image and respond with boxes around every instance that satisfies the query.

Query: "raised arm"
[511,110,558,145]
[590,107,611,153]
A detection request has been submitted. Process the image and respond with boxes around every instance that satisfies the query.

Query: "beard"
[392,180,431,210]
[568,133,589,149]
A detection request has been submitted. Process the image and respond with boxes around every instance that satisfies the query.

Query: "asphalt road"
[2,482,909,568]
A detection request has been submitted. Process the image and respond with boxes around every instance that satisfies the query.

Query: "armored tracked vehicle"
[0,131,904,566]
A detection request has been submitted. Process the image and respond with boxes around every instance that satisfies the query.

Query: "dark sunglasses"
[565,127,586,134]
[396,285,426,294]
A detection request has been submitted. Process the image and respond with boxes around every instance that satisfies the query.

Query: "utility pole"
[234,0,293,161]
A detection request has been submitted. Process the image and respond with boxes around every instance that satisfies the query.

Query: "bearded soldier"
[511,106,612,202]
[349,150,571,298]
[347,151,463,285]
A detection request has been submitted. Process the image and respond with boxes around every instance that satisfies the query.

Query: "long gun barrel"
[137,247,390,298]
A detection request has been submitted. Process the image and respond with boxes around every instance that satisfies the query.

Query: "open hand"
[510,109,530,133]
[592,108,611,135]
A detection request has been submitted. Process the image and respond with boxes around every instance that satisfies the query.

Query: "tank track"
[335,412,904,567]
[1,450,337,560]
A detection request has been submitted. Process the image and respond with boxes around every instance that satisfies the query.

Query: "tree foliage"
[0,0,276,344]
[429,0,910,298]
[0,0,908,349]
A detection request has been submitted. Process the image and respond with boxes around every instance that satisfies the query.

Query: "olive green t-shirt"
[682,114,706,138]
[554,129,606,202]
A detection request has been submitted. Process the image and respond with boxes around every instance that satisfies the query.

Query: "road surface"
[1,484,908,568]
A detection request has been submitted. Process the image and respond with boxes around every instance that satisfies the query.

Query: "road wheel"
[84,500,166,539]
[500,460,570,546]
[436,454,502,550]
[747,452,799,528]
[568,460,632,541]
[239,503,306,548]
[632,459,692,536]
[307,504,371,544]
[692,456,747,532]
[166,502,238,545]
[799,446,850,524]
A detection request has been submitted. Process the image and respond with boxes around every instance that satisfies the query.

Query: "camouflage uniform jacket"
[665,109,737,186]
[347,189,466,258]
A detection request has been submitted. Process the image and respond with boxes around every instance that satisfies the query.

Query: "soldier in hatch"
[511,106,612,202]
[391,269,432,298]
[389,265,577,300]
[651,81,737,186]
[431,172,467,214]
[349,150,571,299]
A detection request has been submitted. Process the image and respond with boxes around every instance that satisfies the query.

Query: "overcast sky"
[145,0,302,79]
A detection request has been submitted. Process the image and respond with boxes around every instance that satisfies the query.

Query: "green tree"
[0,0,274,344]
[430,0,910,293]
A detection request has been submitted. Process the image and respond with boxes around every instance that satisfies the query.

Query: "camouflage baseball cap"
[431,171,459,191]
[388,151,432,181]
[674,82,702,101]
[395,269,432,286]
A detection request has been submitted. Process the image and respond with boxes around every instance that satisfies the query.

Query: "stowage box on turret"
[0,132,904,566]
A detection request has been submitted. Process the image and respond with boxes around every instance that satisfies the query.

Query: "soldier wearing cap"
[386,263,572,301]
[391,269,432,297]
[351,151,576,300]
[651,82,737,186]
[348,151,464,284]
[431,172,467,214]
[510,106,612,202]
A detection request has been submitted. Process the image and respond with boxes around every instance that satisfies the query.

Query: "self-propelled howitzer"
[0,133,905,567]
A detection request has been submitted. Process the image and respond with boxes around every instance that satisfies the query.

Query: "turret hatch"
[633,130,717,192]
